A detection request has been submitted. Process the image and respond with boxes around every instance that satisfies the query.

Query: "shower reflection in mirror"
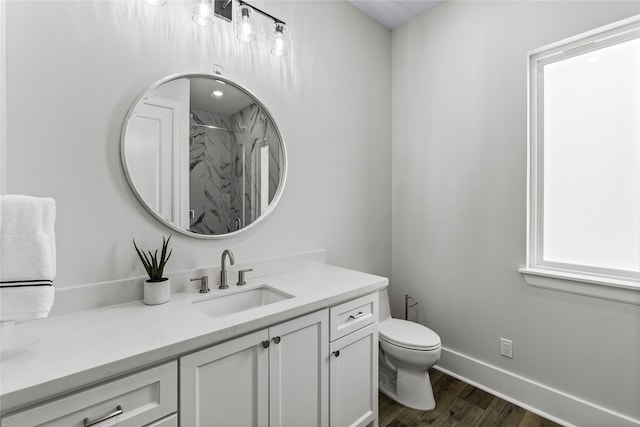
[189,109,280,235]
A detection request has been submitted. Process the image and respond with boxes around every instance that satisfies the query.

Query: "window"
[521,16,640,304]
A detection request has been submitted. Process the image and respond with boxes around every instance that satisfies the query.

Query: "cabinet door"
[180,329,269,427]
[329,323,378,427]
[269,309,329,427]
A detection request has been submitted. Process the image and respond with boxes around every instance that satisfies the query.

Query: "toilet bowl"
[378,289,441,411]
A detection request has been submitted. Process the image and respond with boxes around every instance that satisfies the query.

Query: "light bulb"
[236,5,256,43]
[270,23,289,57]
[192,0,214,27]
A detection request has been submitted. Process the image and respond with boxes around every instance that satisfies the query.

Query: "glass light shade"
[236,5,256,43]
[192,0,214,26]
[270,23,289,57]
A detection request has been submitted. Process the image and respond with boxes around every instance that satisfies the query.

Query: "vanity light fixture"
[270,22,289,57]
[143,0,289,56]
[234,0,289,56]
[236,4,256,43]
[193,0,215,26]
[196,0,290,56]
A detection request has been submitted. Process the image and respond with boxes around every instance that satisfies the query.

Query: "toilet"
[378,289,441,411]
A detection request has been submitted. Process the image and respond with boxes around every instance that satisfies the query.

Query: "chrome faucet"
[219,249,235,289]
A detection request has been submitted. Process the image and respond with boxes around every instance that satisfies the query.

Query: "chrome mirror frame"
[120,72,287,239]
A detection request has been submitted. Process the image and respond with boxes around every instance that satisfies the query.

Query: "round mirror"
[121,73,287,238]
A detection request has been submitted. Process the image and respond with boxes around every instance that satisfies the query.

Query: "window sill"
[519,268,640,305]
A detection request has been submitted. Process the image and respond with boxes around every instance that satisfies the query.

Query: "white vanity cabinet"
[329,294,379,427]
[180,309,329,427]
[0,280,385,427]
[0,260,388,427]
[180,293,379,427]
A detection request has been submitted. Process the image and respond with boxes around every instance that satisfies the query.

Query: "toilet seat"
[379,319,441,351]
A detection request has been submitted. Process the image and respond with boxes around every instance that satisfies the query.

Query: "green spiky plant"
[133,234,172,282]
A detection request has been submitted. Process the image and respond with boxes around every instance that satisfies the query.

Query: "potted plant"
[133,234,172,305]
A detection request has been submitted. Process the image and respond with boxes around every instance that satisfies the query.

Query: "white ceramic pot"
[144,278,170,305]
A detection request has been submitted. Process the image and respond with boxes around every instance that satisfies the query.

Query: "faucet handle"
[191,276,210,293]
[236,269,253,286]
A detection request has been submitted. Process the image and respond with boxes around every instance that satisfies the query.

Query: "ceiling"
[348,0,441,30]
[190,78,254,116]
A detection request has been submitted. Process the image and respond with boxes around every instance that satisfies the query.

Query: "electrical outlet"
[500,338,513,359]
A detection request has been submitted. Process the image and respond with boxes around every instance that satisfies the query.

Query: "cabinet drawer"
[144,413,177,427]
[2,361,177,427]
[330,293,378,341]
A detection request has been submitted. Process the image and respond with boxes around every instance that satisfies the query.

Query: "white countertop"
[0,261,387,413]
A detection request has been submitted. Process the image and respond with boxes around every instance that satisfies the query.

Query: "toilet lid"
[379,319,441,351]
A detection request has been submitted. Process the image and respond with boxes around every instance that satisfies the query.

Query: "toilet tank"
[379,288,392,322]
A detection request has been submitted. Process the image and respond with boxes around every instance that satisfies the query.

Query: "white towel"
[0,283,55,321]
[0,195,56,282]
[0,195,56,321]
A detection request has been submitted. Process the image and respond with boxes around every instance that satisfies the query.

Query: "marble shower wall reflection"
[231,103,282,229]
[189,109,235,235]
[189,105,281,235]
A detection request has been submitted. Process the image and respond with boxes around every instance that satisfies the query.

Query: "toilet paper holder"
[404,294,418,320]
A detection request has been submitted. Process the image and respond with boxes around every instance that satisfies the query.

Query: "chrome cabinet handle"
[333,351,340,357]
[262,340,270,348]
[272,336,281,344]
[349,311,366,320]
[83,405,123,427]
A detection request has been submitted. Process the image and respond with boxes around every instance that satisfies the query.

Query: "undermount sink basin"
[192,285,294,319]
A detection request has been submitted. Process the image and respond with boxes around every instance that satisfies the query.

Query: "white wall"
[391,1,640,424]
[0,0,6,195]
[5,1,391,287]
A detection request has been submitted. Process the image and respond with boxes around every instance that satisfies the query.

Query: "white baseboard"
[435,346,640,427]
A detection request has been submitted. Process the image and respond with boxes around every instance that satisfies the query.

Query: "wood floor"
[379,369,564,427]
